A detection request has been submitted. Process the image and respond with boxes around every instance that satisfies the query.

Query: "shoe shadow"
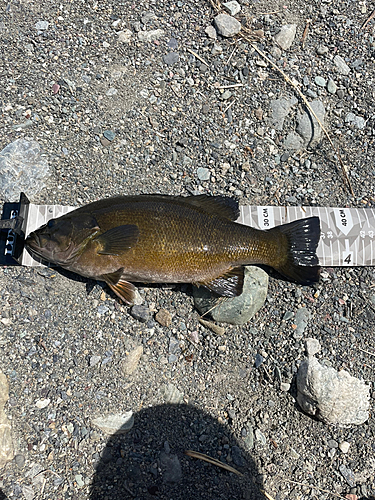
[89,403,263,500]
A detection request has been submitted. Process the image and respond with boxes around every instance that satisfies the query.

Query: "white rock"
[138,29,165,42]
[274,24,297,50]
[214,14,241,37]
[223,1,241,16]
[92,411,134,435]
[118,29,132,43]
[305,338,321,357]
[35,398,50,409]
[297,356,370,425]
[339,441,350,453]
[212,42,223,55]
[205,25,217,39]
[120,345,143,376]
[334,55,350,75]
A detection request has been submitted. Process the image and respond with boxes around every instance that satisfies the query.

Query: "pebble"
[120,346,143,376]
[274,24,297,50]
[212,42,223,55]
[118,29,132,43]
[280,382,291,392]
[205,25,217,39]
[155,308,172,327]
[316,45,329,55]
[196,167,210,181]
[130,305,150,323]
[231,445,246,467]
[75,474,84,488]
[269,97,298,130]
[283,132,305,152]
[163,52,179,65]
[103,130,115,141]
[255,428,267,445]
[345,112,366,129]
[35,20,49,31]
[138,29,165,42]
[160,447,182,483]
[327,79,337,94]
[223,1,241,16]
[293,307,311,339]
[92,411,134,435]
[339,441,350,453]
[193,266,269,325]
[35,398,50,409]
[334,54,351,75]
[305,338,321,357]
[315,76,327,87]
[161,383,184,404]
[89,355,101,367]
[14,454,25,468]
[339,463,356,487]
[214,14,241,37]
[220,90,232,100]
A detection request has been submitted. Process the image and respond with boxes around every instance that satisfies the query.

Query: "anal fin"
[197,267,244,297]
[101,268,136,305]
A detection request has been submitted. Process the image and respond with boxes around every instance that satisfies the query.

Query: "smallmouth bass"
[25,195,320,304]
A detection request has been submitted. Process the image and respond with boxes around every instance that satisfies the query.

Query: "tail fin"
[270,216,321,285]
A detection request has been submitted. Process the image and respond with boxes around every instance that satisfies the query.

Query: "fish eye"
[47,219,56,229]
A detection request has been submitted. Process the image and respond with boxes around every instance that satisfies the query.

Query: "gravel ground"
[1,0,375,499]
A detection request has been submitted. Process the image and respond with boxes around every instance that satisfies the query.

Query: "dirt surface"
[0,0,375,499]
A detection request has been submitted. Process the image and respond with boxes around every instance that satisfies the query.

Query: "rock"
[212,42,223,55]
[274,24,297,50]
[255,428,267,445]
[296,356,370,425]
[231,445,246,467]
[269,97,298,130]
[345,112,366,129]
[0,370,14,468]
[305,338,321,357]
[205,25,217,39]
[196,167,210,181]
[293,308,311,339]
[161,383,184,404]
[214,14,241,37]
[35,20,49,31]
[280,382,291,392]
[283,132,305,152]
[198,318,225,336]
[334,55,351,75]
[106,88,117,96]
[315,76,326,87]
[155,308,172,327]
[316,45,329,55]
[14,454,25,468]
[120,345,143,376]
[223,1,241,16]
[163,52,179,65]
[35,398,50,409]
[160,445,182,483]
[92,411,134,435]
[339,463,356,487]
[296,100,325,148]
[339,441,350,453]
[327,79,337,94]
[0,138,50,202]
[138,29,165,42]
[118,29,132,42]
[193,266,268,325]
[89,355,101,367]
[103,130,115,141]
[22,485,35,500]
[130,305,150,323]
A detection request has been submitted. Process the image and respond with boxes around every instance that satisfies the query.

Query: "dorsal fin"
[182,195,239,221]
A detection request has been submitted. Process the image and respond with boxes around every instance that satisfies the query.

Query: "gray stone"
[315,76,327,87]
[118,29,132,43]
[120,345,143,376]
[212,42,223,55]
[345,112,366,129]
[296,356,370,425]
[14,454,25,468]
[255,428,267,445]
[231,445,246,467]
[160,449,182,483]
[89,355,101,367]
[296,100,325,148]
[214,14,241,37]
[205,25,217,39]
[35,20,49,31]
[161,383,184,404]
[316,45,329,55]
[334,55,350,75]
[293,308,311,339]
[339,464,356,487]
[75,474,84,488]
[223,1,241,16]
[193,266,268,325]
[196,167,210,181]
[130,305,150,323]
[220,90,232,100]
[243,424,254,451]
[305,338,321,357]
[269,97,298,130]
[0,370,14,467]
[138,29,165,42]
[163,52,179,65]
[22,485,35,500]
[274,24,297,50]
[283,132,305,152]
[327,79,337,94]
[92,411,134,435]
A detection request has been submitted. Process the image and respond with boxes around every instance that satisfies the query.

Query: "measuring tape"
[1,196,374,267]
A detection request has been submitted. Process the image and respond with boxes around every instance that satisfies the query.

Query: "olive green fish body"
[25,195,320,304]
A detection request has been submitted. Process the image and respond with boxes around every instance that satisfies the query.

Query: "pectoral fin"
[101,268,136,305]
[196,267,244,297]
[95,225,139,256]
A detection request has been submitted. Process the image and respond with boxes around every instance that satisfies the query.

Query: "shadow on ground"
[90,403,263,500]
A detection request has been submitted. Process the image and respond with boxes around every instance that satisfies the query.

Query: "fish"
[25,194,321,304]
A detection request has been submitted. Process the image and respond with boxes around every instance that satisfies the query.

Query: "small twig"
[186,47,209,68]
[357,346,375,357]
[216,83,243,89]
[361,7,375,29]
[224,98,236,113]
[301,19,312,48]
[185,450,243,476]
[226,46,237,65]
[248,42,354,196]
[261,491,276,500]
[276,476,349,500]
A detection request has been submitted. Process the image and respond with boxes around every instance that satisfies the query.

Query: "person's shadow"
[90,403,263,500]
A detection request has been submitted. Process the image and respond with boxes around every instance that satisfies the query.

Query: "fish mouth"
[25,232,46,260]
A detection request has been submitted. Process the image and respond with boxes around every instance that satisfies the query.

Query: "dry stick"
[361,7,375,29]
[186,47,210,68]
[357,346,375,356]
[276,476,349,500]
[248,41,355,196]
[224,98,237,113]
[301,19,312,48]
[185,450,243,476]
